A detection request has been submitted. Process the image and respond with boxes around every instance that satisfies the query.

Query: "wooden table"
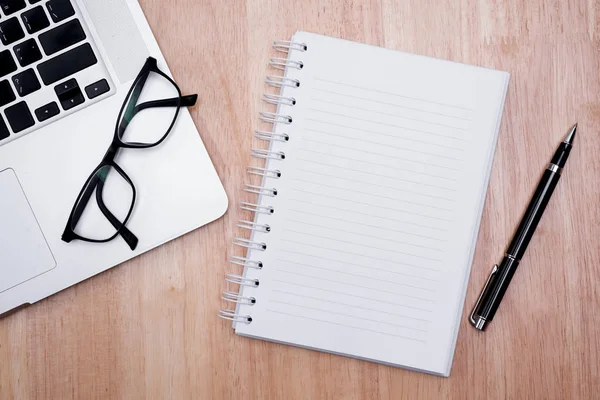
[2,0,599,398]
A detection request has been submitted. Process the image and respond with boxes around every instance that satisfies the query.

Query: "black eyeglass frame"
[61,57,198,250]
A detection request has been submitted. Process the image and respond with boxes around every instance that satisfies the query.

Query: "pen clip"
[469,264,499,329]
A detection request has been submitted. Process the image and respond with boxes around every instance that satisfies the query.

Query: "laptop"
[0,0,228,316]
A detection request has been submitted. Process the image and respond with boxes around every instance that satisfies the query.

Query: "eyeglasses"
[61,57,198,250]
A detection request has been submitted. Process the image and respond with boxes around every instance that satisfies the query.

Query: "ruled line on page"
[308,109,467,141]
[279,239,441,272]
[276,258,437,291]
[269,300,429,333]
[287,198,449,232]
[281,230,443,262]
[273,269,435,302]
[298,142,461,171]
[302,135,462,162]
[271,289,432,322]
[311,88,473,121]
[292,161,456,192]
[295,154,458,181]
[284,219,445,252]
[305,126,465,152]
[295,169,456,202]
[310,98,469,131]
[265,309,427,342]
[290,179,454,213]
[313,76,475,112]
[298,146,460,172]
[279,249,440,282]
[287,194,450,228]
[306,117,467,145]
[273,279,434,312]
[295,153,456,182]
[312,88,473,122]
[285,210,447,242]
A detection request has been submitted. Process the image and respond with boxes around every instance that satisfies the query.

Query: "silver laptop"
[0,0,228,316]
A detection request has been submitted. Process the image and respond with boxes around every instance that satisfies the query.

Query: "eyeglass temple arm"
[135,95,198,113]
[118,95,198,133]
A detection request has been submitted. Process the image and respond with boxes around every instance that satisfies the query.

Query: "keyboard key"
[14,39,42,67]
[0,79,16,107]
[46,0,74,23]
[0,50,17,78]
[21,6,50,34]
[0,115,10,140]
[35,101,59,121]
[0,0,26,16]
[39,19,85,56]
[55,78,83,110]
[0,17,25,46]
[37,43,97,85]
[5,101,34,133]
[12,69,41,97]
[85,79,109,99]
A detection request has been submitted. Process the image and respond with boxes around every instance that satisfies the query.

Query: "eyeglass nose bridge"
[102,142,120,162]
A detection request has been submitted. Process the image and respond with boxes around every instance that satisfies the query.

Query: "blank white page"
[233,31,509,376]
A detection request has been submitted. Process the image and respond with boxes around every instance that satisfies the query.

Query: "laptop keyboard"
[0,0,114,146]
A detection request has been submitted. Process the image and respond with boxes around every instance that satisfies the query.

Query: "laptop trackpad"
[0,169,56,293]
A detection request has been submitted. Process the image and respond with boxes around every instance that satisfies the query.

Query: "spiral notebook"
[220,31,509,376]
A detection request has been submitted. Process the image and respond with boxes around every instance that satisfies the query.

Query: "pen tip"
[564,123,577,145]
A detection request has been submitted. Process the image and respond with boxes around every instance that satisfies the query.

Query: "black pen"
[470,124,577,331]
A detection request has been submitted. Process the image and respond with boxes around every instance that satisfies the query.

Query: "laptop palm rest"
[0,169,56,293]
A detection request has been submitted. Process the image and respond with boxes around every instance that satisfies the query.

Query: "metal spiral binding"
[263,94,296,107]
[255,130,289,142]
[240,202,274,215]
[222,291,256,305]
[259,111,292,124]
[269,57,304,71]
[233,238,267,250]
[243,184,278,196]
[229,255,263,269]
[218,310,252,324]
[273,40,308,53]
[221,38,306,326]
[237,220,271,233]
[251,149,285,160]
[226,274,260,287]
[266,76,300,88]
[248,166,281,178]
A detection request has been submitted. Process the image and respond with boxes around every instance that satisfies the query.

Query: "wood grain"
[2,0,600,398]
